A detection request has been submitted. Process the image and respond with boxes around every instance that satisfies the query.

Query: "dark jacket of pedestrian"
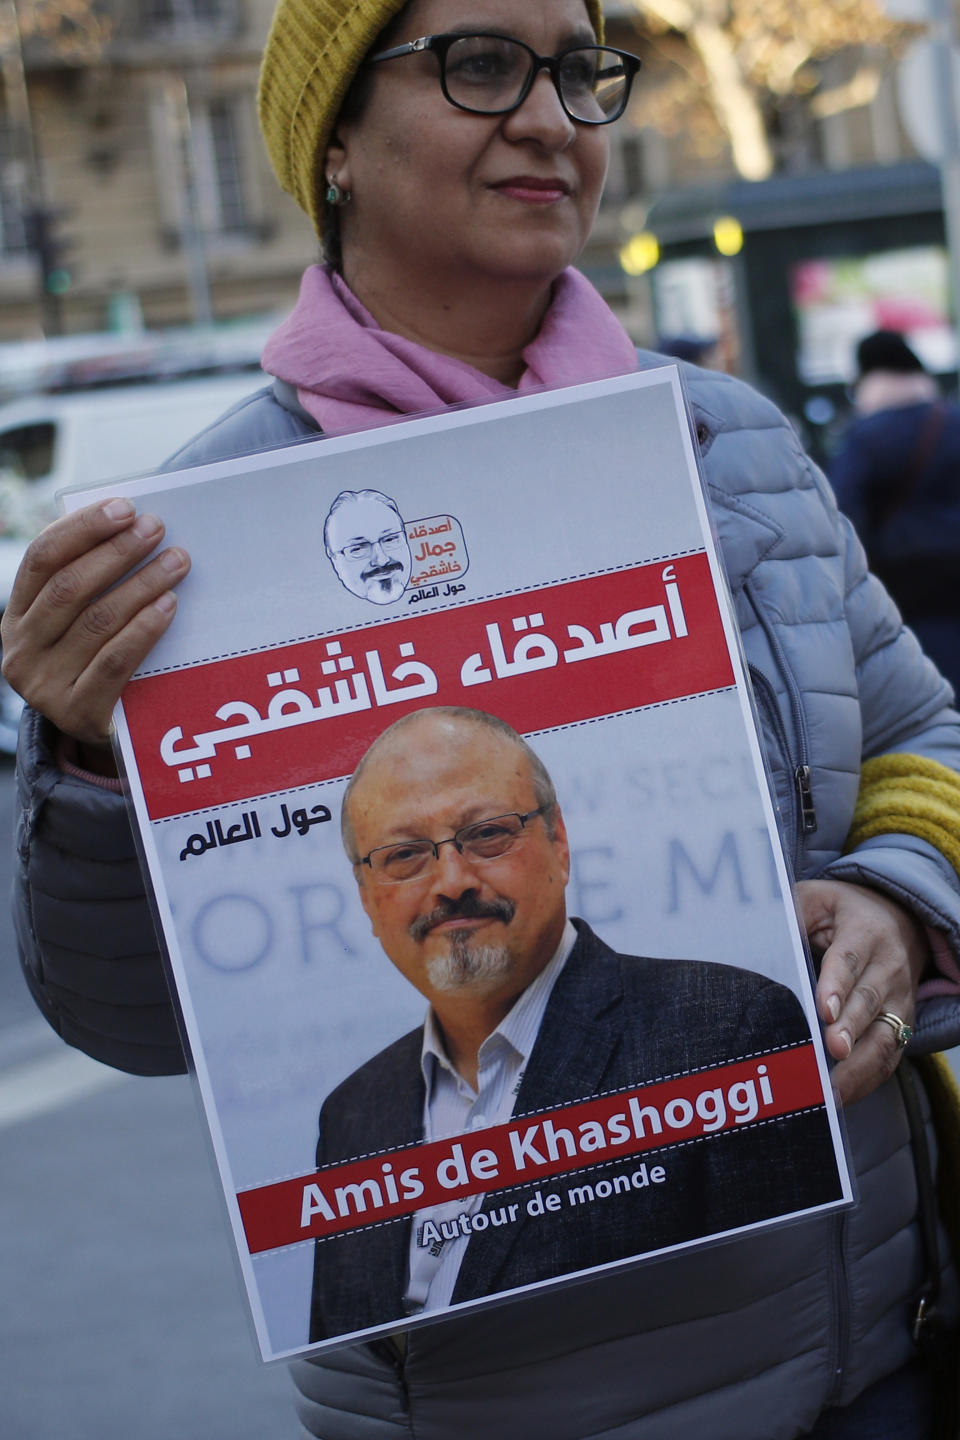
[830,329,960,692]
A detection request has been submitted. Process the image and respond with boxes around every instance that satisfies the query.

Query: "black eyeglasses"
[333,531,407,563]
[366,33,641,125]
[358,808,548,884]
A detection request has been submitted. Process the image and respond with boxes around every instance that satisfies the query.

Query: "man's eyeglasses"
[366,33,641,126]
[358,808,549,884]
[334,531,407,563]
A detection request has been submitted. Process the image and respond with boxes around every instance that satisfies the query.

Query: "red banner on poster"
[125,552,734,820]
[236,1042,822,1255]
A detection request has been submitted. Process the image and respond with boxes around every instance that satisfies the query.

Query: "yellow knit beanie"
[257,0,606,238]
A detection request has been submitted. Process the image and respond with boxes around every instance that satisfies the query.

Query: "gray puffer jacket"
[14,357,960,1439]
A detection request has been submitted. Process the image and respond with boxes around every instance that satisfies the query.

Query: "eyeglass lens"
[443,37,630,122]
[371,814,528,881]
[342,531,406,561]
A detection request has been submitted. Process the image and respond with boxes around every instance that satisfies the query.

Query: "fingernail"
[826,994,840,1022]
[154,592,177,615]
[103,498,134,522]
[160,547,187,574]
[133,513,162,540]
[837,1028,852,1056]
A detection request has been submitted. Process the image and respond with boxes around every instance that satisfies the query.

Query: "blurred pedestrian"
[830,329,960,692]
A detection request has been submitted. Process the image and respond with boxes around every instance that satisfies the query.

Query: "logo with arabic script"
[324,490,412,606]
[323,489,470,607]
[405,513,469,602]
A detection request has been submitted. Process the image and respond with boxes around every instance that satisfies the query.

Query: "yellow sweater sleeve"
[845,754,960,877]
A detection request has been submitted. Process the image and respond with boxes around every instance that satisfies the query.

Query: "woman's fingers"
[57,541,190,674]
[63,593,183,743]
[5,500,137,615]
[1,499,191,743]
[795,877,927,1106]
[4,502,171,648]
[24,567,187,743]
[822,1017,905,1106]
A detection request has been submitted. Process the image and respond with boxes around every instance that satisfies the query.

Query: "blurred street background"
[5,0,960,1434]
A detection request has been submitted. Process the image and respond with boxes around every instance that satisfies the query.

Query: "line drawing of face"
[344,709,570,1014]
[324,489,413,605]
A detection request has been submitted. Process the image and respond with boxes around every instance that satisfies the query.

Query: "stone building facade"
[0,0,929,342]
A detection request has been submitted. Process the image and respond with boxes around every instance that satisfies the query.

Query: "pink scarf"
[260,265,638,434]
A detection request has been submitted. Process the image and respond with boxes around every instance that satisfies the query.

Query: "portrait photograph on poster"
[63,367,853,1361]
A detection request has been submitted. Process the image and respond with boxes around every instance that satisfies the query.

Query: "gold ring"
[876,1012,912,1049]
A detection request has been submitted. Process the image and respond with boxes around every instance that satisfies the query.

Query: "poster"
[64,368,853,1360]
[791,245,957,385]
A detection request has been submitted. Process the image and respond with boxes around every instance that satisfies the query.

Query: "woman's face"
[328,0,609,300]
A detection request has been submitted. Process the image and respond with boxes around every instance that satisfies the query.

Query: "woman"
[5,1,960,1436]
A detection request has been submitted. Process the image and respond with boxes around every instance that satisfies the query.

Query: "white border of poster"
[64,367,853,1361]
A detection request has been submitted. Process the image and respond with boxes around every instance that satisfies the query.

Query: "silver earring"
[325,176,351,207]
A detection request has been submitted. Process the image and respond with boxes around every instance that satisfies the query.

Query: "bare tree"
[627,0,917,179]
[4,0,112,61]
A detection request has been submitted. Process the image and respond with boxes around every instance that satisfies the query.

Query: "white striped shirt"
[403,920,577,1316]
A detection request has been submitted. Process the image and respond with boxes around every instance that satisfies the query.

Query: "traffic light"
[23,205,74,296]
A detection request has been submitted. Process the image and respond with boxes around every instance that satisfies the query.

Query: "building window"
[193,99,247,235]
[150,83,257,243]
[0,125,27,256]
[140,0,238,37]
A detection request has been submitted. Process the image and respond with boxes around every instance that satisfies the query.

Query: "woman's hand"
[795,878,928,1106]
[1,499,190,746]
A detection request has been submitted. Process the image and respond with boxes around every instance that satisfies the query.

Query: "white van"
[0,371,263,749]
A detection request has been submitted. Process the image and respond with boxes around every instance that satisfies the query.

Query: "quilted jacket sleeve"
[815,473,960,1054]
[13,706,188,1074]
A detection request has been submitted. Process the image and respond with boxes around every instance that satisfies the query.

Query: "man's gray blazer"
[309,920,841,1342]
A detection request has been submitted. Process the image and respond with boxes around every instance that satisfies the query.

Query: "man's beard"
[426,934,513,994]
[362,560,404,597]
[412,894,516,993]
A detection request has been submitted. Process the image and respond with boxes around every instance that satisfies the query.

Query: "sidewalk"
[0,1023,295,1440]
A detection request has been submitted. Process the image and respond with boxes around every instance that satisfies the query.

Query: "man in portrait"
[323,488,412,604]
[308,707,841,1342]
